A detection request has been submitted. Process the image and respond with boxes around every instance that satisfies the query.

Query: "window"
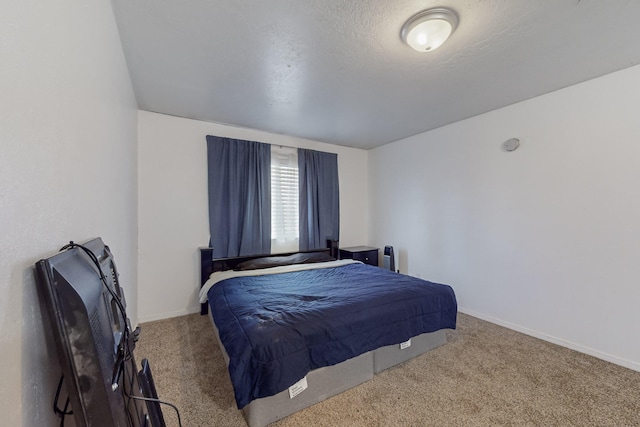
[271,146,299,253]
[207,135,338,257]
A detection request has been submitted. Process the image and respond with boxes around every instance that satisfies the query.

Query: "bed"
[199,247,457,427]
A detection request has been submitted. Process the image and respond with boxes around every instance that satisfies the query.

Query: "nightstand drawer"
[339,246,379,267]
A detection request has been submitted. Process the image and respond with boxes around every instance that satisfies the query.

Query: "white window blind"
[271,146,299,252]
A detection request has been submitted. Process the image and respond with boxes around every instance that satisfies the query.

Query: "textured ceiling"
[111,0,640,149]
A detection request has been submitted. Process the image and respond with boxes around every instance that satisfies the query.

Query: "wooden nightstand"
[339,246,379,266]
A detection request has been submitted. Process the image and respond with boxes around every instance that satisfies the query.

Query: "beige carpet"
[135,313,640,426]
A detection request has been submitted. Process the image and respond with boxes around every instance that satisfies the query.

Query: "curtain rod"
[273,143,330,153]
[274,144,299,151]
[207,134,329,153]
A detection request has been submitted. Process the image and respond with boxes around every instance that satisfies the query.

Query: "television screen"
[36,238,153,427]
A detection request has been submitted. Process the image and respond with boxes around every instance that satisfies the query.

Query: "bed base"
[246,331,446,427]
[244,351,374,427]
[373,329,446,373]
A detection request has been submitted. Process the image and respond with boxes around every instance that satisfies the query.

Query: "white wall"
[369,65,640,371]
[0,1,138,425]
[137,111,369,322]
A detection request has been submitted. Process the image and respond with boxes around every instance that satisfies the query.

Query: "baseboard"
[137,306,201,324]
[458,307,640,372]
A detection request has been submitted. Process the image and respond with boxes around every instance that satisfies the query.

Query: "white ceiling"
[111,0,640,149]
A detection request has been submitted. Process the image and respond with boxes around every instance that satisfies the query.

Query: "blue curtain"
[206,136,271,258]
[298,148,340,251]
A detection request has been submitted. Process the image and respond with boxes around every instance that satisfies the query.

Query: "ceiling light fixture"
[401,7,459,52]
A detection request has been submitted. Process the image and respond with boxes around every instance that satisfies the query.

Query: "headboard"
[199,246,333,315]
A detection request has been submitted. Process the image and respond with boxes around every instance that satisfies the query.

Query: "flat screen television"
[35,238,161,427]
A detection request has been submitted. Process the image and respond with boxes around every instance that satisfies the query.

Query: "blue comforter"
[208,262,457,408]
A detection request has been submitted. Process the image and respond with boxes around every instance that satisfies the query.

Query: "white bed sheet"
[198,259,359,303]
